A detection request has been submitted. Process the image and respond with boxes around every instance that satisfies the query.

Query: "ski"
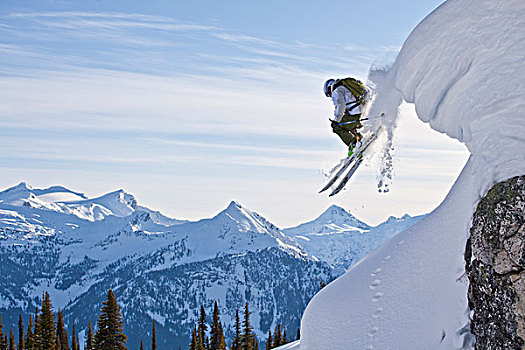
[329,126,382,197]
[329,158,363,197]
[318,155,358,193]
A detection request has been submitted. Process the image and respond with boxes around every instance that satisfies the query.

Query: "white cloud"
[212,33,281,46]
[0,67,329,137]
[0,6,470,227]
[7,11,217,31]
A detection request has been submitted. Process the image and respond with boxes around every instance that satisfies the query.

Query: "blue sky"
[0,0,469,227]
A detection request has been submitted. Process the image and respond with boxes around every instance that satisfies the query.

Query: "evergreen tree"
[295,328,300,341]
[231,309,241,350]
[1,334,7,350]
[75,333,80,350]
[56,310,69,350]
[32,308,40,350]
[216,322,226,350]
[209,302,218,350]
[139,339,143,350]
[24,315,34,350]
[151,320,156,350]
[32,314,40,350]
[70,324,77,350]
[265,330,272,350]
[0,315,9,350]
[209,301,226,350]
[0,334,7,350]
[272,325,281,348]
[9,328,15,350]
[240,302,255,350]
[39,292,56,350]
[85,321,94,350]
[94,289,127,350]
[196,305,207,350]
[189,327,197,350]
[281,327,287,345]
[56,335,62,350]
[18,315,24,350]
[319,280,326,289]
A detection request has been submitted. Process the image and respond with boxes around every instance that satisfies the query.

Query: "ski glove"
[331,120,338,129]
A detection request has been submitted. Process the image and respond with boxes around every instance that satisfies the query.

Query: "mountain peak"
[97,189,137,208]
[324,204,349,216]
[2,182,32,194]
[191,200,304,258]
[0,182,35,205]
[284,205,370,235]
[16,181,32,190]
[226,200,243,211]
[317,205,368,227]
[219,200,253,222]
[382,214,413,225]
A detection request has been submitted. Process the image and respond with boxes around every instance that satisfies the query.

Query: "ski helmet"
[323,79,335,97]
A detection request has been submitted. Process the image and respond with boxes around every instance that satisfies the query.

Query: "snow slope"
[299,0,525,349]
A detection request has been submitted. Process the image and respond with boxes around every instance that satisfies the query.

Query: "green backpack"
[333,77,368,105]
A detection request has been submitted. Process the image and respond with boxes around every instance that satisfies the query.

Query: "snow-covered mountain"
[0,182,420,348]
[0,182,327,348]
[298,0,525,349]
[284,205,423,270]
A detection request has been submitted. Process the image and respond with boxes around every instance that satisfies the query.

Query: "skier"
[323,78,368,157]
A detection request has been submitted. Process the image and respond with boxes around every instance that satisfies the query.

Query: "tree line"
[0,291,298,350]
[0,290,127,350]
[188,301,297,350]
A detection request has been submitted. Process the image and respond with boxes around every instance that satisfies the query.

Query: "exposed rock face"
[466,175,525,349]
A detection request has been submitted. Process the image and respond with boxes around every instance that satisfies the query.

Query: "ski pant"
[332,113,362,147]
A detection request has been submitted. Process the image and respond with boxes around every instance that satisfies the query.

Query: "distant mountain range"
[284,205,423,271]
[0,182,423,348]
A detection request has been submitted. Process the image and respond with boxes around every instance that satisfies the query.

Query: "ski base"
[329,158,363,196]
[327,126,382,196]
[318,155,356,193]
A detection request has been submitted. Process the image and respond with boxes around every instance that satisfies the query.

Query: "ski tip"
[328,190,339,197]
[318,184,332,194]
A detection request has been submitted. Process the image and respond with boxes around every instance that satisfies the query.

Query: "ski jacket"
[331,85,363,122]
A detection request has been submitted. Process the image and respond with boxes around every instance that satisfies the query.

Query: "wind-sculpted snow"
[300,0,525,349]
[392,0,525,176]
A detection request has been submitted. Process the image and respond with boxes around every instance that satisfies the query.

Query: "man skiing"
[323,78,368,157]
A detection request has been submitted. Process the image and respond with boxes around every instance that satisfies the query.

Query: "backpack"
[333,77,368,105]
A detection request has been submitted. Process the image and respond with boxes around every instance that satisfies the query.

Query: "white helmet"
[323,79,335,97]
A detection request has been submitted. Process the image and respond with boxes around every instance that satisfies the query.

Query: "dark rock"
[466,175,525,349]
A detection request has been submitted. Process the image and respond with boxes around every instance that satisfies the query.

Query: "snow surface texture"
[299,0,525,349]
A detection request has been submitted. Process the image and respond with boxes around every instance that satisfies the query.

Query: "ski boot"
[347,137,362,158]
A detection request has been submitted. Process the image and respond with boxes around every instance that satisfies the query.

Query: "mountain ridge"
[0,182,422,348]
